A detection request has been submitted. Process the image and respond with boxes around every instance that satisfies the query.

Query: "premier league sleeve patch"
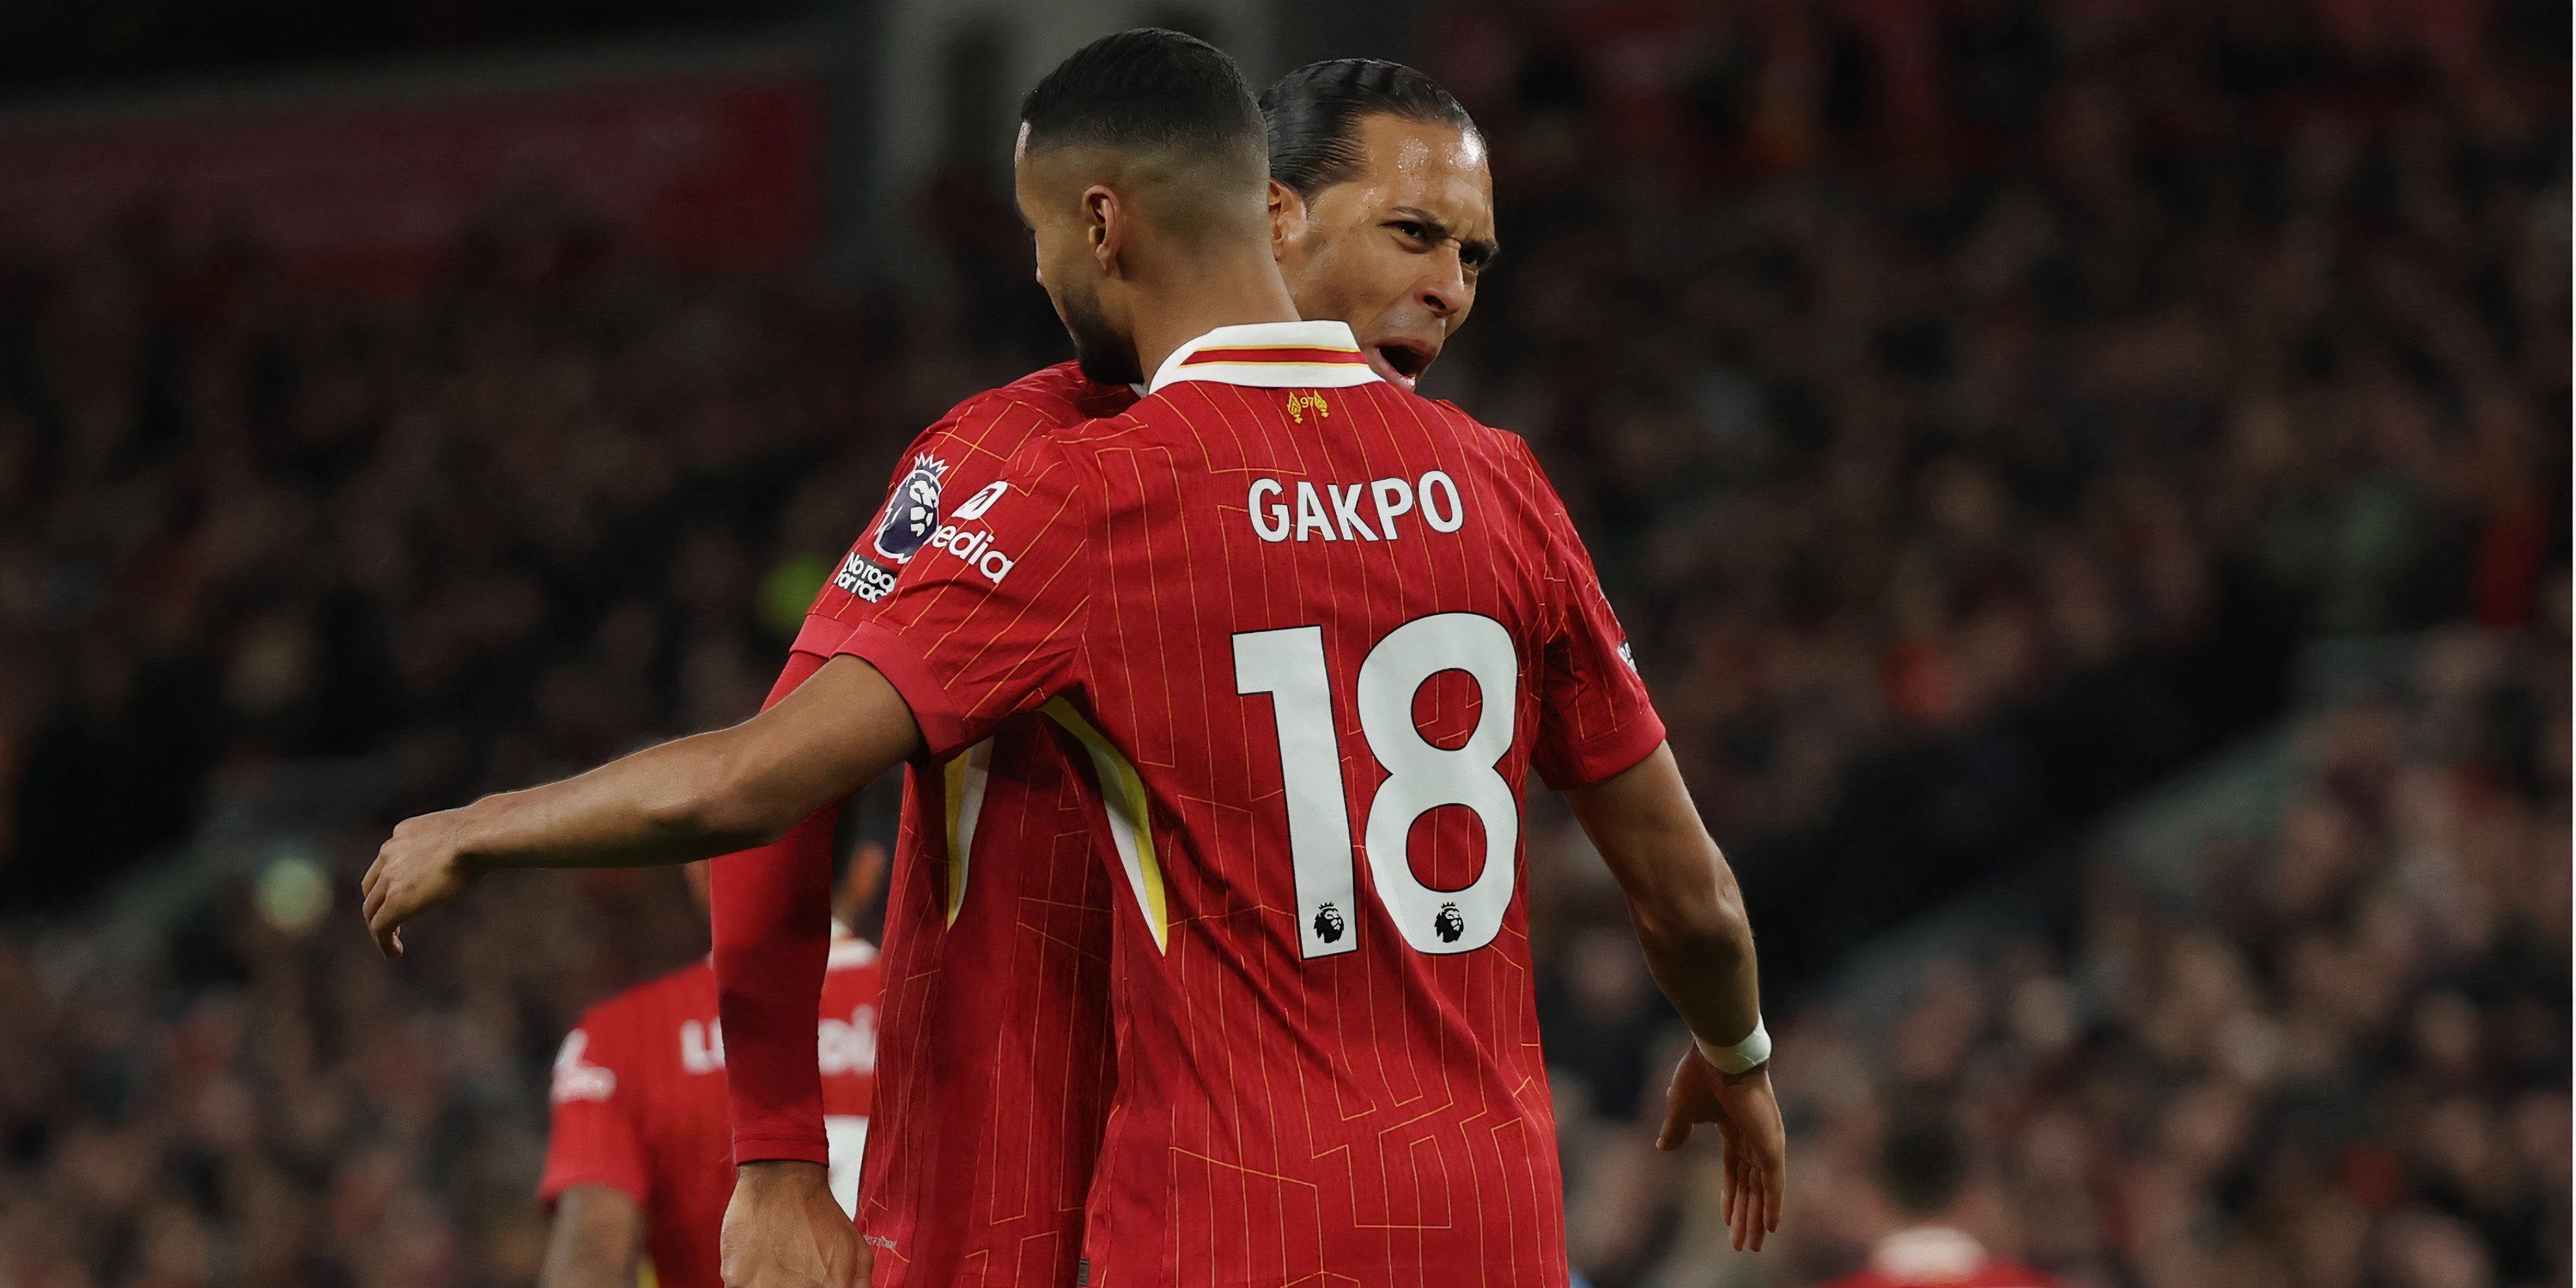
[873,453,951,562]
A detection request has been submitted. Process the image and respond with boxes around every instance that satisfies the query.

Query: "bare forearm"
[360,658,919,958]
[541,1188,642,1288]
[1624,836,1761,1048]
[458,730,781,875]
[1566,744,1765,1048]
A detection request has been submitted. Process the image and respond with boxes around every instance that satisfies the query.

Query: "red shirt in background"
[538,940,881,1288]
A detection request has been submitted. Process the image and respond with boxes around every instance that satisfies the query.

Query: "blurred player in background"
[710,54,1511,1288]
[537,848,886,1288]
[1823,1117,2062,1288]
[362,27,1785,1288]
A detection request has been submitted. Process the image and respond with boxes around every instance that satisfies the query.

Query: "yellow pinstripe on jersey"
[938,737,995,926]
[1041,697,1170,951]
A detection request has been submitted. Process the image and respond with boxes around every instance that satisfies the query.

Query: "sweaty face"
[1015,128,1143,387]
[1277,115,1497,393]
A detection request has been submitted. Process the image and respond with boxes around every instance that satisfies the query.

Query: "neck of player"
[1130,243,1301,385]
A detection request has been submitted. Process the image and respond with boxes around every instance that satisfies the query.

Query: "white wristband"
[1696,1017,1771,1075]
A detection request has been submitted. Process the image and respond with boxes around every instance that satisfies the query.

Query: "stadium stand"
[0,1,2560,1284]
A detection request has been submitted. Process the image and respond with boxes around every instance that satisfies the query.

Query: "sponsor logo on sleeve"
[951,480,1008,520]
[923,524,1015,584]
[834,550,901,603]
[872,454,950,561]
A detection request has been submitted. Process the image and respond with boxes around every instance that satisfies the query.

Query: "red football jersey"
[832,320,1668,1286]
[799,361,1138,1286]
[539,941,882,1288]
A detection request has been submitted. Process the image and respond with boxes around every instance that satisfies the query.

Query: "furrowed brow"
[1392,205,1498,266]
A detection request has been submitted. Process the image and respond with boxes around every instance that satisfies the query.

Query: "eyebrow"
[1391,206,1501,267]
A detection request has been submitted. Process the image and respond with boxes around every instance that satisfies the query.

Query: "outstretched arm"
[1564,744,1760,1044]
[359,656,921,956]
[1563,743,1784,1251]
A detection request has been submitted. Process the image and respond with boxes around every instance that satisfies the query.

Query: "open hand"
[1657,1048,1786,1252]
[359,808,487,957]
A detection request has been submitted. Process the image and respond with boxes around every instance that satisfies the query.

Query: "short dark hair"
[1261,58,1481,200]
[1019,28,1265,167]
[1880,1114,1971,1218]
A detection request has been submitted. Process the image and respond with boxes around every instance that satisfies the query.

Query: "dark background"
[0,1,2564,1284]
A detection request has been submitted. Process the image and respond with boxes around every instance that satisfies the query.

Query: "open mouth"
[1369,340,1435,391]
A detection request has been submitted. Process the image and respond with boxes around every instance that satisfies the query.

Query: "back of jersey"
[830,321,1665,1288]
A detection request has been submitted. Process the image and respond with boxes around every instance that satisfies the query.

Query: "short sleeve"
[803,393,1065,652]
[832,434,1099,760]
[537,1022,650,1206]
[1520,447,1668,789]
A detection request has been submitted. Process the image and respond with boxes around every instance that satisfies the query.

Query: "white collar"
[1145,320,1382,395]
[1874,1226,1989,1279]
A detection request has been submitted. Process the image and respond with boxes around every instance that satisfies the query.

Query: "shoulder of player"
[1349,386,1529,450]
[1012,359,1137,416]
[939,363,1127,434]
[1429,394,1536,458]
[1382,391,1559,495]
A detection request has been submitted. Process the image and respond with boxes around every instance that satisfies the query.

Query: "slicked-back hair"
[1261,58,1481,200]
[1019,27,1266,171]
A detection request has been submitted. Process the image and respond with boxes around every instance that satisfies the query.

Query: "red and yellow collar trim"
[1148,321,1382,394]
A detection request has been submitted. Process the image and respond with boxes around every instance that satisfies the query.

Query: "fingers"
[369,904,403,958]
[1763,1146,1786,1236]
[1746,1162,1773,1251]
[1656,1109,1692,1151]
[365,863,414,959]
[1725,1151,1781,1252]
[1660,1054,1706,1151]
[1729,1157,1753,1250]
[361,846,398,956]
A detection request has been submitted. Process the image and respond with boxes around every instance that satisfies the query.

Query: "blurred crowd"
[1416,0,2566,905]
[0,0,2564,1284]
[1542,622,2568,1286]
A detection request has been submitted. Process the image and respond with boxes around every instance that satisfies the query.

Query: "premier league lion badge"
[1433,902,1466,944]
[1313,902,1346,945]
[873,453,950,561]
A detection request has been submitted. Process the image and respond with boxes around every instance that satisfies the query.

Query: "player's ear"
[1084,185,1121,272]
[1267,179,1307,259]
